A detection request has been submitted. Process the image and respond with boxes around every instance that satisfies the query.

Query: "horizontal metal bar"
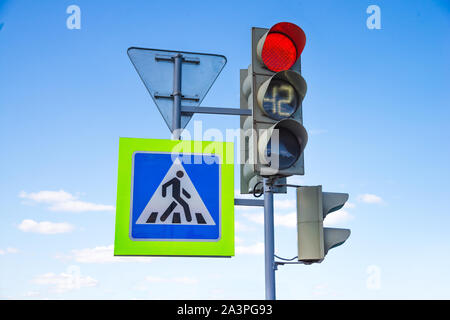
[234,198,264,207]
[183,58,200,64]
[181,95,200,102]
[154,93,200,102]
[274,184,306,189]
[155,54,200,64]
[155,55,174,62]
[154,93,173,99]
[181,106,252,116]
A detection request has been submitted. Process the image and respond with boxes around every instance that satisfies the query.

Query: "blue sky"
[0,0,449,299]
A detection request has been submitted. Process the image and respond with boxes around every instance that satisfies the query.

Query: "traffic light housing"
[240,22,308,194]
[297,186,351,263]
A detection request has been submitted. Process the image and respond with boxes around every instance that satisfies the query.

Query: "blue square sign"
[130,152,221,241]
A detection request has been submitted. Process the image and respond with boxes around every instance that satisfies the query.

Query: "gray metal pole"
[263,177,276,300]
[172,53,183,140]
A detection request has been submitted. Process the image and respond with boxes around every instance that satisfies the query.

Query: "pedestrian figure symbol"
[160,170,192,222]
[136,158,216,226]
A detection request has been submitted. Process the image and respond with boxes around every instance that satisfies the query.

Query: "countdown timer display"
[262,79,299,120]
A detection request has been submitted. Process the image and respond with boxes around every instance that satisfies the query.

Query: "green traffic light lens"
[262,79,299,120]
[266,128,300,170]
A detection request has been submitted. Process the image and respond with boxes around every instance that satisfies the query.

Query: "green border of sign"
[114,138,234,257]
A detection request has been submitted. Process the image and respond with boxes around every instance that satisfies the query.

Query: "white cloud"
[243,213,264,225]
[235,236,244,244]
[18,219,74,234]
[344,202,356,209]
[49,201,115,212]
[145,276,198,285]
[275,212,297,227]
[274,199,296,210]
[19,190,74,203]
[235,242,264,255]
[357,193,384,204]
[23,291,40,298]
[243,212,297,228]
[235,220,254,233]
[0,247,19,255]
[59,244,153,263]
[323,210,353,227]
[19,190,115,212]
[32,272,98,293]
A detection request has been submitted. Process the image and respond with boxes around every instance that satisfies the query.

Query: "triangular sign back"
[128,47,227,131]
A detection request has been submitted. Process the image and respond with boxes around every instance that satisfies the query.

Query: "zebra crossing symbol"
[136,158,215,226]
[129,151,221,241]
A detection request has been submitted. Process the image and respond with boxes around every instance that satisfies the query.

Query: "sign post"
[263,178,276,300]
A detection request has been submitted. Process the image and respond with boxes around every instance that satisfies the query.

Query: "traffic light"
[296,186,351,263]
[240,22,308,194]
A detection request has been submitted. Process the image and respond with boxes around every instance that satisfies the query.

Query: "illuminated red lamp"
[259,22,306,72]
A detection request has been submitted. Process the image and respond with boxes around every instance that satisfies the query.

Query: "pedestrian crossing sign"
[114,138,234,257]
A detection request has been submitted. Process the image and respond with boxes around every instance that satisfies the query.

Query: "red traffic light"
[260,22,306,72]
